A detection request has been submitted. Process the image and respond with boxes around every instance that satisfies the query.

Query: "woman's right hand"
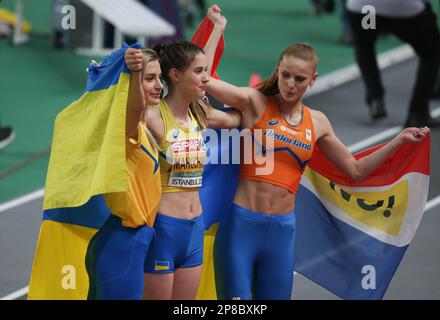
[125,48,143,73]
[207,4,227,30]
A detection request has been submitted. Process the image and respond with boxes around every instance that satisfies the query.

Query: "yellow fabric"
[195,223,218,300]
[158,99,206,193]
[43,74,129,210]
[0,8,31,33]
[28,220,97,300]
[104,122,161,228]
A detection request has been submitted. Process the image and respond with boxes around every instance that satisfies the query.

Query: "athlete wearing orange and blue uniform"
[214,96,316,300]
[143,99,206,274]
[85,122,161,300]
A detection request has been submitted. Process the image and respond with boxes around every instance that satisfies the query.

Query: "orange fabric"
[239,96,316,193]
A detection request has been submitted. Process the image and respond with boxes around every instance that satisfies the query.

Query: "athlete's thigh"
[213,210,260,299]
[143,272,174,300]
[172,265,203,300]
[254,218,295,300]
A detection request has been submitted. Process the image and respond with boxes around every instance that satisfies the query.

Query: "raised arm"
[203,5,263,113]
[125,48,145,139]
[204,4,226,77]
[314,110,430,182]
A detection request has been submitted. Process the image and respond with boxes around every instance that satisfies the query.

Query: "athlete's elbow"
[351,173,364,183]
[349,167,365,183]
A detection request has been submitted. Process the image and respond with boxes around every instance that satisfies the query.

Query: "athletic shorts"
[85,214,154,300]
[143,213,205,273]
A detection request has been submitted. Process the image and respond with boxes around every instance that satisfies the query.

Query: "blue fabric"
[85,42,139,92]
[294,185,407,300]
[144,213,205,273]
[213,203,296,300]
[85,215,154,300]
[43,195,111,229]
[200,128,240,229]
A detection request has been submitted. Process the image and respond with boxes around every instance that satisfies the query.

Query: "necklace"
[277,95,304,127]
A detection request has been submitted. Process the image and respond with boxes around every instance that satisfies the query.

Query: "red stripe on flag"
[308,136,430,187]
[190,17,224,80]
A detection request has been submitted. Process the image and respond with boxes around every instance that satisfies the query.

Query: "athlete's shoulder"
[307,107,329,124]
[307,107,334,141]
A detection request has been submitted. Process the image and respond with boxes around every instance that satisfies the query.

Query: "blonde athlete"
[85,48,163,300]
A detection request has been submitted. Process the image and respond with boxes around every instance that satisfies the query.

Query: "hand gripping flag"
[28,43,140,299]
[192,19,431,299]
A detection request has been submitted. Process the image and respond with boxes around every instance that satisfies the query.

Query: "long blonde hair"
[139,48,160,150]
[153,41,210,129]
[257,43,318,96]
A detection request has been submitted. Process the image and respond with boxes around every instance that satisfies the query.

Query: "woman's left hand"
[207,4,227,30]
[397,126,431,144]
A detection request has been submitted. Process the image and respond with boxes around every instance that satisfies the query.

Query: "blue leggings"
[85,215,154,300]
[214,204,296,300]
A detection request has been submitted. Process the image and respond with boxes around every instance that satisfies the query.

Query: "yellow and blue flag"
[28,43,140,299]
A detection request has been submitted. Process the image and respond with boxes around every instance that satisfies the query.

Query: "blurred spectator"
[346,0,440,127]
[310,0,353,45]
[339,0,353,44]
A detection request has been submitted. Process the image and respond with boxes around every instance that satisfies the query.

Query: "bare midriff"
[233,179,296,214]
[158,191,202,219]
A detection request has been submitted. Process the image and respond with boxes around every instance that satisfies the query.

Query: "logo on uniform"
[306,128,312,141]
[171,139,203,154]
[154,260,170,271]
[171,128,179,139]
[268,120,279,126]
[281,125,301,136]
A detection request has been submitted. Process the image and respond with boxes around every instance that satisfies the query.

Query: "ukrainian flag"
[28,43,140,299]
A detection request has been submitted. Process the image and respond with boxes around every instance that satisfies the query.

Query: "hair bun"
[153,43,165,56]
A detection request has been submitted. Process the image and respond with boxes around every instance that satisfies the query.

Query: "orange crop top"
[239,96,316,193]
